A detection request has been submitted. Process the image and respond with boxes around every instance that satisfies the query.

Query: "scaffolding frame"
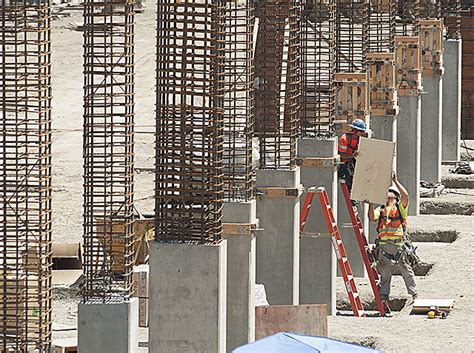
[300,0,337,137]
[0,0,53,350]
[155,0,226,244]
[254,0,300,169]
[82,0,135,300]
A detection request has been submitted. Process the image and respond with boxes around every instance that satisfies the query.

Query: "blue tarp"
[232,332,384,353]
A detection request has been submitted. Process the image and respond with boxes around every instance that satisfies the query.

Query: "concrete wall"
[442,39,462,162]
[421,74,443,183]
[78,298,138,353]
[256,168,300,306]
[222,201,256,352]
[397,95,421,216]
[297,137,337,315]
[149,240,227,353]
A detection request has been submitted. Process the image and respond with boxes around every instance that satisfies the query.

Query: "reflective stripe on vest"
[377,205,405,240]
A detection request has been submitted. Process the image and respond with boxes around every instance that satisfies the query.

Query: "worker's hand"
[392,171,397,182]
[353,151,359,158]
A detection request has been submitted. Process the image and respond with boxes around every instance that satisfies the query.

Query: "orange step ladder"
[339,180,389,316]
[301,186,365,317]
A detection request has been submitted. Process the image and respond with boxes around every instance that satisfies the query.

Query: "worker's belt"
[379,248,402,262]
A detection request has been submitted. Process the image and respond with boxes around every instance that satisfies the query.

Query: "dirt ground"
[49,6,473,353]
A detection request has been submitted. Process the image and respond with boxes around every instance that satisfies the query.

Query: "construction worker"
[368,172,418,304]
[337,118,366,191]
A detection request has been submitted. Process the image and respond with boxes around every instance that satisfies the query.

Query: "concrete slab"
[255,305,328,339]
[256,168,300,306]
[442,39,462,162]
[149,240,227,353]
[397,95,421,216]
[297,137,337,315]
[421,74,443,183]
[222,201,257,352]
[78,298,138,353]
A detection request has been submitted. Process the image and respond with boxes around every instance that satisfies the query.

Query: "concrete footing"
[149,240,227,353]
[222,201,256,352]
[78,298,139,353]
[256,168,300,305]
[442,39,462,162]
[297,137,337,315]
[397,95,421,216]
[421,74,443,183]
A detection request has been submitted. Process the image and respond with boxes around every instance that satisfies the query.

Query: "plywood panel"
[351,138,395,205]
[255,305,327,340]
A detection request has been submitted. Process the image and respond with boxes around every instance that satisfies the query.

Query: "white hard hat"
[388,185,400,198]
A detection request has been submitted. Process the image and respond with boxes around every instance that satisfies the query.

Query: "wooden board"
[412,299,454,314]
[351,137,395,205]
[255,305,327,340]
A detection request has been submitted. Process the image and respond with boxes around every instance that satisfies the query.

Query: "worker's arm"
[392,171,409,208]
[368,203,377,222]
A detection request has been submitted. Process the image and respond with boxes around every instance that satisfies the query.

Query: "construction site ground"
[50,7,474,352]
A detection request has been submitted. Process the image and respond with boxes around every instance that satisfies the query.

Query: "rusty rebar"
[0,0,53,350]
[368,0,396,52]
[300,0,336,136]
[254,0,300,169]
[223,0,255,201]
[442,0,461,39]
[82,0,135,300]
[336,0,369,72]
[395,0,420,35]
[155,0,226,243]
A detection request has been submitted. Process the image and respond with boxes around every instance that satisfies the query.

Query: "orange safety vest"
[338,133,359,162]
[376,203,407,243]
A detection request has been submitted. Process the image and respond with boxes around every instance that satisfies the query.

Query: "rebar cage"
[83,0,135,300]
[336,0,369,72]
[254,0,300,169]
[223,0,255,202]
[0,0,53,350]
[368,0,396,52]
[395,0,420,35]
[300,0,337,136]
[155,0,226,244]
[442,0,461,39]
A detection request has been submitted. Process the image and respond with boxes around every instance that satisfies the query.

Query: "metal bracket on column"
[295,157,340,168]
[222,222,259,236]
[256,185,304,198]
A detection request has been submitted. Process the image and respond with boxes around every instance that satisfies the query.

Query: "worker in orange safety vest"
[368,171,418,305]
[337,118,366,191]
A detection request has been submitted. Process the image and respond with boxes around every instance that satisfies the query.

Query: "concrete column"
[421,74,443,183]
[297,137,337,316]
[371,115,397,143]
[256,168,300,305]
[222,201,256,352]
[397,95,421,216]
[442,39,462,162]
[149,240,227,353]
[78,298,139,353]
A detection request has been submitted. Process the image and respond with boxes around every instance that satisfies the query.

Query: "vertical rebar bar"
[0,0,52,350]
[254,0,300,169]
[83,0,135,300]
[300,0,336,136]
[223,0,255,202]
[155,0,226,244]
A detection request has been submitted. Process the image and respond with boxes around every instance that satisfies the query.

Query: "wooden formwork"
[367,53,399,116]
[394,36,422,97]
[334,72,369,133]
[418,19,444,76]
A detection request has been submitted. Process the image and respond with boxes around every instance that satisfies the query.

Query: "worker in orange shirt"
[337,118,366,191]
